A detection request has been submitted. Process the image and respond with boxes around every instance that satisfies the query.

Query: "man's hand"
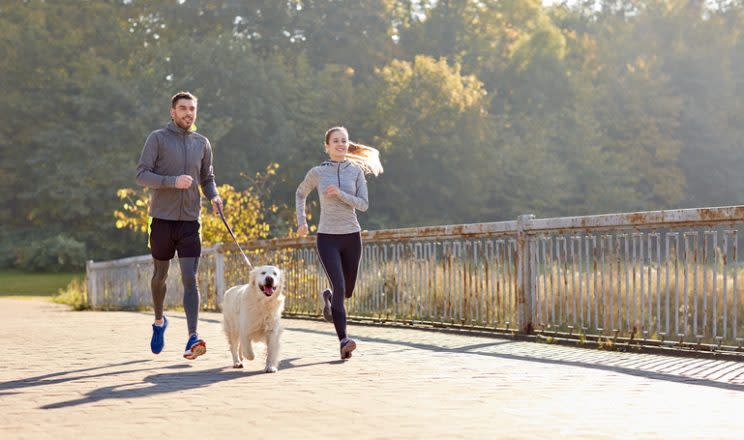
[175,175,193,189]
[211,196,223,215]
[297,225,309,237]
[325,185,341,197]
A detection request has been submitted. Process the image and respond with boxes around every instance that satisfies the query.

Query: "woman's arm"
[295,168,319,229]
[335,169,368,212]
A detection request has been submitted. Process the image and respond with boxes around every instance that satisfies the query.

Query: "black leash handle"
[216,203,253,269]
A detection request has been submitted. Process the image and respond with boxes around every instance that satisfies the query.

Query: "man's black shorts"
[148,218,201,260]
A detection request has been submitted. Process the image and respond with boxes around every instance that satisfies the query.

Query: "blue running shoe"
[150,316,168,354]
[183,333,207,360]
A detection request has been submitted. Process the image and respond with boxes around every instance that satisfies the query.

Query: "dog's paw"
[264,365,278,373]
[233,363,243,369]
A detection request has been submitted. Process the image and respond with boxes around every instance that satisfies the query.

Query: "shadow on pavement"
[39,357,342,410]
[0,360,157,392]
[286,326,744,392]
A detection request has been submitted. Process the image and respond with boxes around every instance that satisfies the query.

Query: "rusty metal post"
[517,214,535,334]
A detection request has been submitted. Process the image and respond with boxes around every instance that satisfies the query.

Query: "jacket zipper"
[180,132,187,220]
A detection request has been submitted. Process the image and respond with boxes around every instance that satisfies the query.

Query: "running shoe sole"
[322,289,333,322]
[184,341,206,360]
[340,339,356,360]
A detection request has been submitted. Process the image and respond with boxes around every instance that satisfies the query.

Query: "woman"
[295,126,383,359]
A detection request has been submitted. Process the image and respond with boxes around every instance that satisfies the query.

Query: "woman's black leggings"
[316,232,362,340]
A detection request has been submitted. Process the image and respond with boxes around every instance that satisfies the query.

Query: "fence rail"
[87,206,744,353]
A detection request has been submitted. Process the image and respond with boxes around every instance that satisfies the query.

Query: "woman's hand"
[297,225,309,237]
[325,185,341,197]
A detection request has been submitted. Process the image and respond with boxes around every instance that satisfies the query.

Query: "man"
[136,91,223,360]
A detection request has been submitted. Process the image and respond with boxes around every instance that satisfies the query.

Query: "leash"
[216,203,253,269]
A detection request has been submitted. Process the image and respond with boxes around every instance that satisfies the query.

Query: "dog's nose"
[265,276,274,286]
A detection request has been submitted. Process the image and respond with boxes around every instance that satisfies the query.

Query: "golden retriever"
[222,265,284,373]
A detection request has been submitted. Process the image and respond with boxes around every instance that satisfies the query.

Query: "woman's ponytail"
[347,142,383,176]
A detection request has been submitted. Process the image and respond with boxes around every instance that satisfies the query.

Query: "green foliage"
[3,0,744,264]
[12,235,87,273]
[360,55,491,225]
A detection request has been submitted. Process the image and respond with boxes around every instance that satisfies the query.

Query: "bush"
[53,276,89,310]
[0,236,16,268]
[15,235,87,272]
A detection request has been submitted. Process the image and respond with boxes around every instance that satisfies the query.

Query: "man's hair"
[171,91,197,108]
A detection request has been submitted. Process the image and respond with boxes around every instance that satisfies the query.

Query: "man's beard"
[175,117,193,130]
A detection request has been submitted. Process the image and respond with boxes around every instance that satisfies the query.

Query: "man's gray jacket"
[136,121,219,221]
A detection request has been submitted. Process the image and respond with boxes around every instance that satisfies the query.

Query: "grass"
[0,270,84,297]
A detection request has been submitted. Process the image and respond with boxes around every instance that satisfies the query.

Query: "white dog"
[222,265,285,373]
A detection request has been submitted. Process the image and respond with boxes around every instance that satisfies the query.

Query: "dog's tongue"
[264,286,275,295]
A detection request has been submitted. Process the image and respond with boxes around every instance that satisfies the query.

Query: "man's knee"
[152,259,170,284]
[179,257,199,288]
[181,272,197,289]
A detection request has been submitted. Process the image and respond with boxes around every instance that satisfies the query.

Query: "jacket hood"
[321,159,351,167]
[166,121,197,135]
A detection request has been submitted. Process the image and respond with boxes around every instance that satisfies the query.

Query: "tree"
[358,55,491,226]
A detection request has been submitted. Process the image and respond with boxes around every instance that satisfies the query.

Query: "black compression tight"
[316,232,362,340]
[151,257,201,335]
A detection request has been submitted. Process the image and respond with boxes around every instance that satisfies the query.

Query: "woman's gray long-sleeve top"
[296,160,368,234]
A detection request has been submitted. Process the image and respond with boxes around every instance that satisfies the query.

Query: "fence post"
[517,214,535,334]
[215,249,225,311]
[86,260,97,309]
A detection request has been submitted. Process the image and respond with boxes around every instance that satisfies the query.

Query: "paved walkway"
[2,298,744,440]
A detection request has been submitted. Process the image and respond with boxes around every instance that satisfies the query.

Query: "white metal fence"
[87,206,744,352]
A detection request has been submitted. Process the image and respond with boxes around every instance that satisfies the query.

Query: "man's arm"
[136,132,177,188]
[199,139,219,200]
[200,139,222,214]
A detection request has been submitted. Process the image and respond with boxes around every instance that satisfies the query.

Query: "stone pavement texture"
[2,298,744,440]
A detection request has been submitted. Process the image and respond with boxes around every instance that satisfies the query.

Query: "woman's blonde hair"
[325,127,384,176]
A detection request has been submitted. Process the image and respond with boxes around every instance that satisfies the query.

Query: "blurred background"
[1,0,742,282]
